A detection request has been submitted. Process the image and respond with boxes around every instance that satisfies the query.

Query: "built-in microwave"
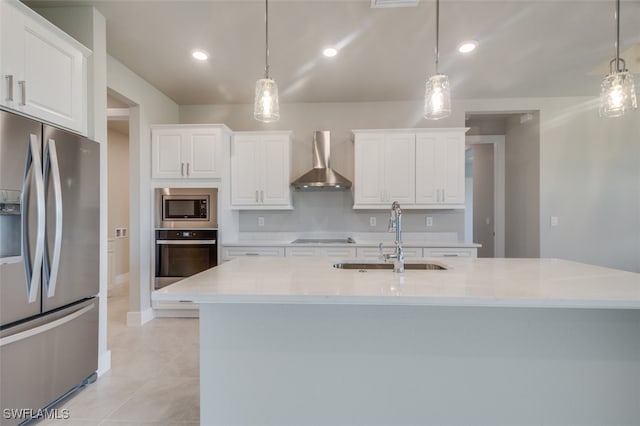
[155,188,217,228]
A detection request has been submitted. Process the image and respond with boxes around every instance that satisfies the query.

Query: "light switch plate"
[426,216,433,227]
[258,217,265,227]
[550,216,559,227]
[369,217,376,227]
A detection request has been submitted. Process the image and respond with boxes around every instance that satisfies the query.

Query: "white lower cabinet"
[223,246,285,260]
[423,248,477,258]
[356,247,422,260]
[286,247,356,258]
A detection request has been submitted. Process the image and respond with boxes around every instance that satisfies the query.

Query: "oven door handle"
[155,240,217,245]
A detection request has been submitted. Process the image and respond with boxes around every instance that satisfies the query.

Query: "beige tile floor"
[38,281,200,425]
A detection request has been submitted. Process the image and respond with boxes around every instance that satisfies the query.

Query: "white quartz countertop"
[152,257,640,309]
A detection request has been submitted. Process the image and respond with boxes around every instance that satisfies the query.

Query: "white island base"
[153,257,640,425]
[201,304,639,425]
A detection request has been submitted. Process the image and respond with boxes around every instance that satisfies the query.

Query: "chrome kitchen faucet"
[379,201,404,273]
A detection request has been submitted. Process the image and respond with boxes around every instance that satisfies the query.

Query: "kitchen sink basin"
[332,262,447,270]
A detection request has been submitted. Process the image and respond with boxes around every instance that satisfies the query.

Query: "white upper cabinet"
[353,128,467,210]
[1,0,89,134]
[353,131,415,208]
[231,131,292,209]
[151,125,229,179]
[415,129,466,208]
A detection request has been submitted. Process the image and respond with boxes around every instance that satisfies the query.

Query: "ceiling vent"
[371,0,419,8]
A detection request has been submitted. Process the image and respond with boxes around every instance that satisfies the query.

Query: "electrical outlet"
[426,216,433,227]
[369,217,376,227]
[550,216,559,227]
[258,217,265,227]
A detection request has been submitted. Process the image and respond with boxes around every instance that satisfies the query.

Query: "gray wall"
[472,144,495,257]
[505,112,540,257]
[108,127,130,276]
[181,101,467,237]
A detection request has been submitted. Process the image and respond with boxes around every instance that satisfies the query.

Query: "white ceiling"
[26,0,640,106]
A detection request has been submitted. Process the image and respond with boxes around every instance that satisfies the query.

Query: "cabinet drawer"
[356,247,422,259]
[223,247,284,260]
[286,247,357,258]
[423,248,477,258]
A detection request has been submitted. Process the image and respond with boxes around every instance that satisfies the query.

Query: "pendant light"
[598,0,637,118]
[424,0,451,120]
[254,0,280,123]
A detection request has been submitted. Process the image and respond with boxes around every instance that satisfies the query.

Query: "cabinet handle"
[255,190,259,203]
[5,75,13,102]
[181,163,184,176]
[18,80,26,106]
[186,162,190,176]
[260,190,264,203]
[442,189,446,202]
[245,252,260,256]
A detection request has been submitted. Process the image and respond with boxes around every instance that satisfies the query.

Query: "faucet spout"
[380,201,404,273]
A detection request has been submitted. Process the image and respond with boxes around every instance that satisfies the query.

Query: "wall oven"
[155,229,218,289]
[154,187,218,290]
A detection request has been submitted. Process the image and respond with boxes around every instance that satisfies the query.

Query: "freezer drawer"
[0,298,98,426]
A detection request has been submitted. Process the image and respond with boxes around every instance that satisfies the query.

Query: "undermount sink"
[333,262,447,270]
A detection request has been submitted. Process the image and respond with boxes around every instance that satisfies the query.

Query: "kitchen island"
[152,257,640,426]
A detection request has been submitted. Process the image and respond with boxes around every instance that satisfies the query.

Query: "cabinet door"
[440,132,465,205]
[231,135,261,205]
[384,133,415,204]
[261,134,290,205]
[152,130,184,179]
[415,133,440,204]
[415,131,465,207]
[186,129,221,179]
[354,134,385,205]
[1,1,86,134]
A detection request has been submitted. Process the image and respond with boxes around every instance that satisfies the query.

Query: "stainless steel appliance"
[155,187,217,229]
[0,109,99,426]
[155,229,217,289]
[291,130,352,190]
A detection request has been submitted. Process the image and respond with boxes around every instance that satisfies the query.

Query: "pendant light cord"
[264,0,270,79]
[614,0,620,72]
[435,0,440,74]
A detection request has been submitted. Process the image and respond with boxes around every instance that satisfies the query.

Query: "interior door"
[0,111,42,326]
[42,126,99,312]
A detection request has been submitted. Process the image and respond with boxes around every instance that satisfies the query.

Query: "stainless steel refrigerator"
[0,109,99,425]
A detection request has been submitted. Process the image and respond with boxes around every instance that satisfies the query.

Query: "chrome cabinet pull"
[260,190,264,203]
[181,162,184,176]
[255,190,259,203]
[5,75,13,102]
[18,80,26,106]
[186,162,190,176]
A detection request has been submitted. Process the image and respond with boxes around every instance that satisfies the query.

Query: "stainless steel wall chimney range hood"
[291,131,352,190]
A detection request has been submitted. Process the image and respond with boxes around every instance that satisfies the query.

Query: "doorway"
[106,91,131,288]
[465,112,540,259]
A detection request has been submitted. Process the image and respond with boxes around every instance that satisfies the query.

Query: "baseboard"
[126,307,154,326]
[97,349,111,377]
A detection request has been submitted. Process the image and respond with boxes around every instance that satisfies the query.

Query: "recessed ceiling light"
[192,50,209,61]
[457,40,477,54]
[323,47,338,58]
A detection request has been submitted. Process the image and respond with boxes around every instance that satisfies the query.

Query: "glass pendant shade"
[254,77,280,123]
[598,70,637,118]
[424,74,451,120]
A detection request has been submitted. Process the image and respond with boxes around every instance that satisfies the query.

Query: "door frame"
[466,135,505,257]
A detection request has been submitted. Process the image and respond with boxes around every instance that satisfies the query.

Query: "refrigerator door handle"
[43,139,63,298]
[0,303,94,347]
[21,134,45,304]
